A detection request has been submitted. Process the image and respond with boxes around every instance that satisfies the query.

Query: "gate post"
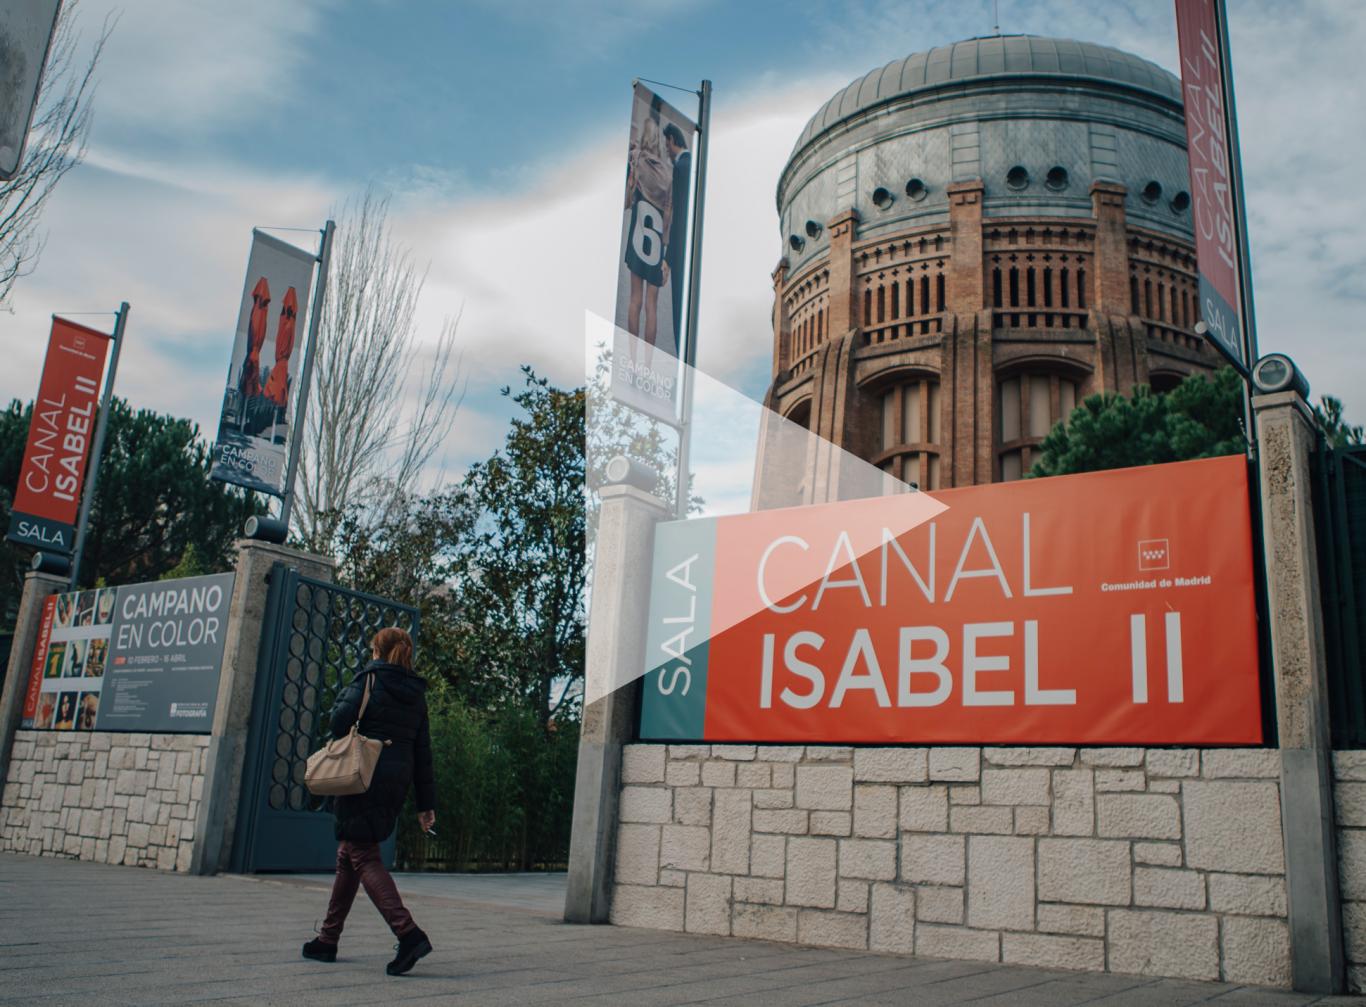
[189,539,334,875]
[566,484,668,923]
[0,570,68,805]
[1254,389,1344,993]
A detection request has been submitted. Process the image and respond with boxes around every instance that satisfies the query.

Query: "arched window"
[879,376,942,490]
[997,371,1080,481]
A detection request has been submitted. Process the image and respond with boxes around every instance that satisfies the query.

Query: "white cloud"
[4,0,1365,487]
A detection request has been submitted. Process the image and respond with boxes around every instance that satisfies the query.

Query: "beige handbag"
[305,674,390,796]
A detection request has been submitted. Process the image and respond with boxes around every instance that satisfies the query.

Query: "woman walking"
[302,627,437,976]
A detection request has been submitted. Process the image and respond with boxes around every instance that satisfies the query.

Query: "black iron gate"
[231,564,419,872]
[1317,443,1366,747]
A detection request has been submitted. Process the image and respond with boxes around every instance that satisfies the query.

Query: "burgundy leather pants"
[317,840,417,944]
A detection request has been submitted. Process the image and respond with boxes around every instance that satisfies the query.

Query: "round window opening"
[788,233,805,253]
[872,186,894,210]
[804,219,822,239]
[1006,165,1030,191]
[1170,191,1191,213]
[1044,166,1069,191]
[905,177,928,201]
[1142,180,1163,204]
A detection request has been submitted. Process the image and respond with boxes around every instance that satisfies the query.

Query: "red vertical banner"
[1174,0,1247,369]
[21,595,57,726]
[6,318,111,553]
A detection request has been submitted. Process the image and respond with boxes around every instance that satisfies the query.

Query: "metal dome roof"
[791,35,1182,159]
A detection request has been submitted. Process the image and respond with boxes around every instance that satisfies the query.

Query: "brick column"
[190,539,335,875]
[0,570,67,804]
[824,209,859,338]
[566,484,668,923]
[1254,390,1344,993]
[1089,180,1130,320]
[946,181,985,316]
[771,258,790,379]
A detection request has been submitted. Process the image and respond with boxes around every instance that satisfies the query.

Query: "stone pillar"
[189,539,335,875]
[1255,390,1344,993]
[565,484,668,923]
[771,258,791,380]
[824,209,859,338]
[1089,180,1130,321]
[946,181,985,316]
[0,570,67,804]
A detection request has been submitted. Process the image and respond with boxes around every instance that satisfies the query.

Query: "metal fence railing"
[1316,443,1366,748]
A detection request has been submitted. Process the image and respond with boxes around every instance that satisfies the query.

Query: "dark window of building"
[880,376,942,490]
[998,372,1079,481]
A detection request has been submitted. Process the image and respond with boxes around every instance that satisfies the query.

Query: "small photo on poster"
[96,588,116,626]
[77,692,99,731]
[55,593,75,628]
[75,590,97,627]
[85,638,107,678]
[64,638,86,678]
[53,692,78,730]
[33,694,56,729]
[43,641,66,679]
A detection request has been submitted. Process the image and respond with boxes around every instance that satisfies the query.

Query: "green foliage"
[395,691,579,871]
[453,368,586,723]
[0,397,264,627]
[1030,368,1247,478]
[1315,395,1365,448]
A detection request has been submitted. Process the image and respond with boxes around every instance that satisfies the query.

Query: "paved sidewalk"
[2,854,1364,1006]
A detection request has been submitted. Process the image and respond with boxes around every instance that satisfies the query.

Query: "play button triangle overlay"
[585,312,947,708]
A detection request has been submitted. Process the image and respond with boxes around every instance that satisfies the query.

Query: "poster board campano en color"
[639,454,1261,746]
[20,572,235,734]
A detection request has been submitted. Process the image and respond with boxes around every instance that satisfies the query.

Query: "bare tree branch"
[296,186,465,550]
[0,1,111,307]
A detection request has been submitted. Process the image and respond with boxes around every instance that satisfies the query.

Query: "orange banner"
[641,455,1262,746]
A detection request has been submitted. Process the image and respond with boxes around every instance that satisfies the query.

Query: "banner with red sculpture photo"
[6,317,112,553]
[210,230,315,494]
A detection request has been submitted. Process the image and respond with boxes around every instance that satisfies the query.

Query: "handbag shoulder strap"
[352,672,375,732]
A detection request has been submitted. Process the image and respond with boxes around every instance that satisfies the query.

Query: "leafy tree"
[0,397,263,624]
[1030,367,1246,478]
[1315,395,1364,448]
[455,368,586,724]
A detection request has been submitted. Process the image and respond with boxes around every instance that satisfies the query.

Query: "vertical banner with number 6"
[611,83,698,425]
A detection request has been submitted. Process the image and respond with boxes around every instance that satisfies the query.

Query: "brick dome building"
[757,35,1212,503]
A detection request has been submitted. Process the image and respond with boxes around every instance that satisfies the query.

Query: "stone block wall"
[611,744,1291,986]
[1335,751,1366,992]
[0,730,209,872]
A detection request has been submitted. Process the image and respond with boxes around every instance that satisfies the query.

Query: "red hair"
[371,627,414,670]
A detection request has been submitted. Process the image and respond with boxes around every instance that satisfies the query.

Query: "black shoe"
[302,938,337,962]
[386,927,431,976]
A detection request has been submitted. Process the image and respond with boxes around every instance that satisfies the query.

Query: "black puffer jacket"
[327,661,436,843]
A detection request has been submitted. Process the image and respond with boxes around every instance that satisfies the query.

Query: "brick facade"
[611,743,1293,986]
[0,729,208,872]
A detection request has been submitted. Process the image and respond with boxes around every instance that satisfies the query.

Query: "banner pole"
[278,219,335,535]
[674,79,711,519]
[69,301,129,590]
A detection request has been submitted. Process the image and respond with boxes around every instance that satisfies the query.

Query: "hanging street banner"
[611,82,698,425]
[1175,0,1249,370]
[6,317,112,553]
[21,572,234,734]
[211,230,315,495]
[639,455,1262,746]
[0,0,63,181]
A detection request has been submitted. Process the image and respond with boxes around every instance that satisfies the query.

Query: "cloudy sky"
[2,0,1362,485]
